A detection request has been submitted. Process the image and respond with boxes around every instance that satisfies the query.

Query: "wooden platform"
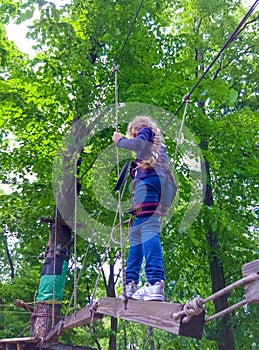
[2,260,258,350]
[46,298,205,341]
[0,339,97,350]
[0,337,40,350]
[242,259,259,304]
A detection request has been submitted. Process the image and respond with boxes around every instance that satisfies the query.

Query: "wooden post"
[242,259,259,304]
[30,303,61,340]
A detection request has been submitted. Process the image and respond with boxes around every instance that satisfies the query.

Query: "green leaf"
[228,88,238,107]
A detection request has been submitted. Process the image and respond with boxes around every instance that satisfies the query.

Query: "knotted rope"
[172,297,204,323]
[172,273,258,323]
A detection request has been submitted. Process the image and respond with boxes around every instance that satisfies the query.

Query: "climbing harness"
[114,143,178,218]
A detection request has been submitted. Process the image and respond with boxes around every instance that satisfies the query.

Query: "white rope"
[52,205,58,328]
[90,200,123,302]
[172,296,204,323]
[110,177,131,245]
[73,157,78,312]
[65,242,90,318]
[172,273,259,323]
[203,273,258,304]
[173,95,191,163]
[114,64,119,134]
[113,64,127,302]
[205,299,248,323]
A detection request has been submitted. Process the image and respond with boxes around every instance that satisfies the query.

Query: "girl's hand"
[112,131,123,143]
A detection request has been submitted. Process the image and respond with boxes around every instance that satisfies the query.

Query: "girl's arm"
[113,128,153,151]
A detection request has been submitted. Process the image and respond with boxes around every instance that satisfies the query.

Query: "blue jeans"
[126,176,166,285]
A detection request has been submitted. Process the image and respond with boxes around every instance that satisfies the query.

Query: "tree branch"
[3,231,15,279]
[237,15,259,35]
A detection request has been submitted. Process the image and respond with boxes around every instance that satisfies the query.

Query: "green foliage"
[0,0,258,348]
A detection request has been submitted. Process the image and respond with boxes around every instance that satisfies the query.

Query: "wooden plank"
[63,306,103,329]
[98,297,182,334]
[179,311,205,340]
[38,342,97,350]
[242,259,259,275]
[46,298,205,341]
[0,338,40,344]
[96,297,205,339]
[97,297,185,336]
[45,305,103,342]
[242,259,259,304]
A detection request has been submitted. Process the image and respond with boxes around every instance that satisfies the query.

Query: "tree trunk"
[193,15,235,346]
[201,141,235,350]
[30,210,72,340]
[107,263,118,350]
[30,302,62,339]
[3,231,15,279]
[30,118,89,340]
[148,327,155,350]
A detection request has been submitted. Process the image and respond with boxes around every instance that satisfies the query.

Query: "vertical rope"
[114,64,119,135]
[113,64,127,304]
[73,157,78,312]
[52,204,58,328]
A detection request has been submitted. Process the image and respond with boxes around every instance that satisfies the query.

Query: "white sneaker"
[132,280,164,301]
[123,281,137,298]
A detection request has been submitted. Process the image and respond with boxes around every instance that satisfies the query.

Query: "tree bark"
[193,14,235,347]
[30,210,72,342]
[30,302,62,339]
[30,118,89,340]
[3,231,15,279]
[201,141,235,350]
[106,263,118,350]
[148,327,155,350]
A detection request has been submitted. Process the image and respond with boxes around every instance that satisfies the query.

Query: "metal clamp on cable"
[182,93,191,103]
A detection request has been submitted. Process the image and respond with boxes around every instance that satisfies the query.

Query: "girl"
[112,116,176,301]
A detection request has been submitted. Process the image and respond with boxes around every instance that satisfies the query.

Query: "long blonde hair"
[127,116,162,169]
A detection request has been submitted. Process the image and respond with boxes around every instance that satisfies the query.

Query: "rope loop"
[90,301,100,328]
[90,301,100,314]
[172,296,204,323]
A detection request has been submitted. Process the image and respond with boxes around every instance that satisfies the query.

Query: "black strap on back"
[113,160,135,191]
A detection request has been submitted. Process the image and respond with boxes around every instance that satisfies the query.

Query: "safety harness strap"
[128,202,171,217]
